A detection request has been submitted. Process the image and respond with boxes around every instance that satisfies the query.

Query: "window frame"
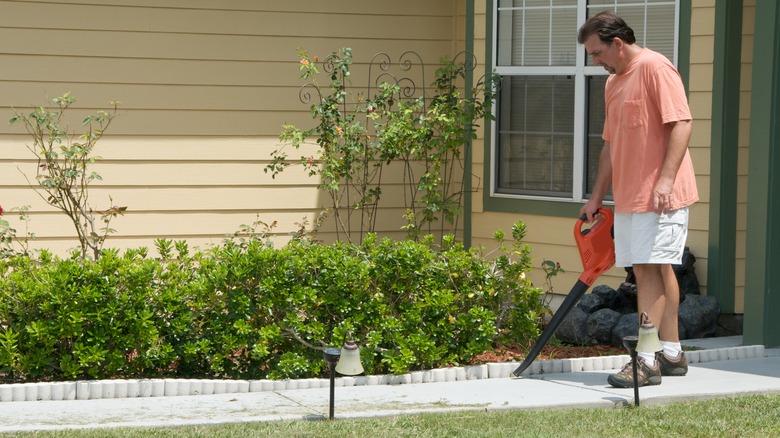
[484,0,691,217]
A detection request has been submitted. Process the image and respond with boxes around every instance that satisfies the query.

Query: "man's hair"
[577,11,636,45]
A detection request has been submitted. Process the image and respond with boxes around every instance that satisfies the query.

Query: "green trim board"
[482,0,496,216]
[464,0,475,248]
[481,1,692,219]
[744,0,780,347]
[707,0,742,313]
[484,197,585,218]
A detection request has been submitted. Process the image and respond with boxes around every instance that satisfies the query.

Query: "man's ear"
[612,37,625,50]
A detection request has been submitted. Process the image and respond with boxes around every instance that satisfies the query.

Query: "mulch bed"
[469,342,626,364]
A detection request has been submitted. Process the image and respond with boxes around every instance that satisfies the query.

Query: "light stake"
[322,347,341,420]
[622,335,640,406]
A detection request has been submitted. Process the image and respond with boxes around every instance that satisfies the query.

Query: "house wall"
[0,0,465,255]
[470,1,717,298]
[0,1,739,312]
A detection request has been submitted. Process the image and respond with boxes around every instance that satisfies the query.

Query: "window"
[491,0,679,202]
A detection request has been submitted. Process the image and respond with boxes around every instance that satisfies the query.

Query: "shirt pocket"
[623,100,645,129]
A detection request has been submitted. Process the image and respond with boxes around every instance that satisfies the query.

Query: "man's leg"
[633,263,680,341]
[607,262,666,388]
[659,264,680,342]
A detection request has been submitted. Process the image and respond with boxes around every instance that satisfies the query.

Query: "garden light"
[621,312,662,407]
[323,338,363,420]
[636,312,663,355]
[335,339,363,376]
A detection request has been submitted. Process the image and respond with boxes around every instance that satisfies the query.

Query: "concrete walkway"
[1,336,779,432]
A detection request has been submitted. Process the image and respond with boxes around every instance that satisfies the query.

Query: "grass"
[9,393,780,438]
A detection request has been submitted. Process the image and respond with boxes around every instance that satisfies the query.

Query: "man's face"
[583,34,618,74]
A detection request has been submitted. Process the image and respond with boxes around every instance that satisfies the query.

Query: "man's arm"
[653,119,692,214]
[580,141,612,221]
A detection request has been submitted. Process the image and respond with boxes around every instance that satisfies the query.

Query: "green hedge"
[0,230,545,382]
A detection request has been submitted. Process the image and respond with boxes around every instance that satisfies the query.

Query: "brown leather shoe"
[656,351,688,376]
[607,356,662,388]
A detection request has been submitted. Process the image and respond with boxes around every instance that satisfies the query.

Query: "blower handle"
[574,208,616,287]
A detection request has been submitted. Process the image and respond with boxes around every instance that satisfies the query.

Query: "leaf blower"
[513,208,615,377]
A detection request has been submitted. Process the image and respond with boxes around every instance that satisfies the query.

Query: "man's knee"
[631,263,662,279]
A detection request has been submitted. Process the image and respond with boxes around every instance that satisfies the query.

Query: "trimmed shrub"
[0,228,544,382]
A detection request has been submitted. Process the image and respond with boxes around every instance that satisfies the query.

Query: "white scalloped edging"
[0,345,765,403]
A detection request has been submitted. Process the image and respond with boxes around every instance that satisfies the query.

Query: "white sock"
[660,341,682,358]
[637,351,656,366]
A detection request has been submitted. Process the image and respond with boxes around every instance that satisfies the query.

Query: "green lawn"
[10,393,780,438]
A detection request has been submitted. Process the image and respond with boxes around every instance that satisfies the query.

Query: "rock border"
[0,345,765,403]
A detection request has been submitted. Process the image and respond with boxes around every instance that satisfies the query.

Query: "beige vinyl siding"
[0,0,463,255]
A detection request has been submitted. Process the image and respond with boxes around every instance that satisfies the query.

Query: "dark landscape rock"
[577,293,606,314]
[587,308,621,344]
[679,294,720,339]
[555,306,596,345]
[609,313,638,347]
[555,248,720,346]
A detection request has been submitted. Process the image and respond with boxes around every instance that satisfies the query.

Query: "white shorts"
[614,208,689,267]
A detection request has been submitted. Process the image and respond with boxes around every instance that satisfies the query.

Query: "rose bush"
[267,48,499,243]
[9,93,125,260]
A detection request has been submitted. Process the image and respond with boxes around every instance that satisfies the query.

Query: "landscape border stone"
[0,345,765,403]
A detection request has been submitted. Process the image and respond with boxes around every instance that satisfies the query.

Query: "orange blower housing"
[575,208,616,287]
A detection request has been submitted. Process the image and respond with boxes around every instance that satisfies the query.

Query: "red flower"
[0,205,3,216]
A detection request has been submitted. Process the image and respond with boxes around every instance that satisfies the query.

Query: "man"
[577,11,698,388]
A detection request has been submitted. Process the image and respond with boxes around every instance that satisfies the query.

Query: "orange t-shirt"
[602,48,699,213]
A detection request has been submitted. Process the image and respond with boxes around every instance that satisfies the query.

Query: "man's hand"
[653,176,675,214]
[579,199,603,222]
